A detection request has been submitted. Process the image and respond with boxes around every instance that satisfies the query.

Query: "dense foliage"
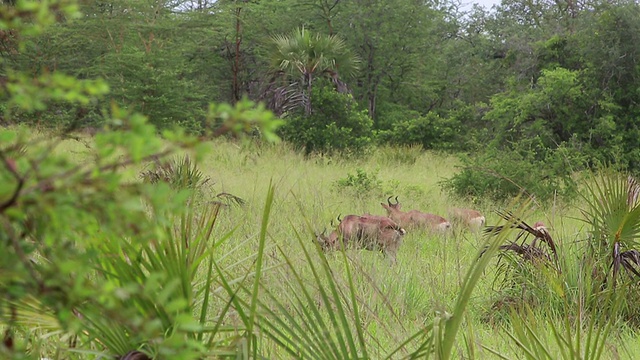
[2,0,640,200]
[278,82,373,155]
[4,0,639,201]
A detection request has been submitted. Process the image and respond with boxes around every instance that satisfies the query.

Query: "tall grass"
[13,135,640,358]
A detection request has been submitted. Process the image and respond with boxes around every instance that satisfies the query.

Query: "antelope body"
[381,196,451,233]
[316,214,406,263]
[448,208,486,232]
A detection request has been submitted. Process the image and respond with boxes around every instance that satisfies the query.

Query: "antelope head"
[315,228,330,249]
[381,196,402,214]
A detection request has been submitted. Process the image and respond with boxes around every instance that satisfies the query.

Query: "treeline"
[3,0,640,200]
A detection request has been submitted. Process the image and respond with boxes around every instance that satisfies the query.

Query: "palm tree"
[268,26,359,115]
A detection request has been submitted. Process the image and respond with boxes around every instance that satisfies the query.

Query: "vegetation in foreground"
[3,128,640,359]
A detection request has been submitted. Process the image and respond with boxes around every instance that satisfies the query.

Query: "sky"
[463,0,503,10]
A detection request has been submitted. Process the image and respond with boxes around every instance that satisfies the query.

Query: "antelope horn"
[337,214,342,222]
[387,196,393,205]
[394,196,399,204]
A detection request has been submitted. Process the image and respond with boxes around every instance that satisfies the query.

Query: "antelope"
[448,208,486,232]
[316,214,406,263]
[381,196,451,233]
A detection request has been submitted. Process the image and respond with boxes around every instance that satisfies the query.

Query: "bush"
[140,154,246,207]
[279,83,373,156]
[334,168,382,195]
[441,143,585,203]
[376,112,462,151]
[373,102,421,131]
[140,154,212,191]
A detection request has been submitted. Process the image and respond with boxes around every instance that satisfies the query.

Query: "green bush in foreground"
[1,3,281,358]
[483,172,640,359]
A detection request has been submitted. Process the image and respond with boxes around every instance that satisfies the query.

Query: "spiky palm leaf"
[268,26,359,115]
[139,154,212,192]
[484,210,559,271]
[580,171,640,284]
[4,200,250,359]
[270,27,359,80]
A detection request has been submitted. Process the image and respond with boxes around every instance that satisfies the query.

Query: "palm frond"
[483,210,559,273]
[580,171,640,284]
[262,82,309,116]
[267,26,359,114]
[485,210,559,269]
[213,192,246,208]
[139,154,212,192]
[497,243,553,263]
[627,175,640,208]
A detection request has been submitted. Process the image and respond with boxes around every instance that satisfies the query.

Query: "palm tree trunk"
[305,72,313,115]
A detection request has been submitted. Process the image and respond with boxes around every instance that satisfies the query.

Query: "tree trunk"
[232,4,243,103]
[305,72,313,115]
[368,85,377,120]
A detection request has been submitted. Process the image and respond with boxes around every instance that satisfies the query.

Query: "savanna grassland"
[6,1,640,358]
[49,132,640,359]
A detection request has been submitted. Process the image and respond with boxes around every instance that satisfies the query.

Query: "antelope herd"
[315,196,486,264]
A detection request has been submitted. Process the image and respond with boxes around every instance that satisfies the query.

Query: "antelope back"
[448,208,485,231]
[337,215,363,242]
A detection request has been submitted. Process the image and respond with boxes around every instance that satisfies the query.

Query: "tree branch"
[0,150,24,213]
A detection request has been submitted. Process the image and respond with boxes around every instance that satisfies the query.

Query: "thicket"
[278,83,373,155]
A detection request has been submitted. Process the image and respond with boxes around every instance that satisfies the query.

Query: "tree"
[268,26,359,115]
[278,80,373,155]
[332,0,447,120]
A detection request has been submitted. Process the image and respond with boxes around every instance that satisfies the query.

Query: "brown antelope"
[316,214,406,263]
[381,196,451,233]
[447,208,486,232]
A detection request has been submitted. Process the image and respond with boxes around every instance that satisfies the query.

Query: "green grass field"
[34,133,640,358]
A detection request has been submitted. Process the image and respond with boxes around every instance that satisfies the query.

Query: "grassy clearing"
[45,134,638,358]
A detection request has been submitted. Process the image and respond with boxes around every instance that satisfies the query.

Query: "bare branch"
[0,150,24,213]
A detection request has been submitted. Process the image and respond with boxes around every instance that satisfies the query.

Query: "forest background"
[4,0,640,201]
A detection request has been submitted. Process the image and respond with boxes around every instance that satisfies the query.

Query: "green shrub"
[0,3,281,356]
[140,155,246,207]
[334,168,382,195]
[373,102,421,131]
[279,83,373,156]
[140,154,211,191]
[441,143,585,203]
[376,112,462,151]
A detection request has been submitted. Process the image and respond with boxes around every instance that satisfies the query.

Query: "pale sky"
[463,0,503,10]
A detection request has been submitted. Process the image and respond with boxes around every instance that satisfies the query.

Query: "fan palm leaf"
[268,27,359,115]
[580,171,640,284]
[484,210,560,271]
